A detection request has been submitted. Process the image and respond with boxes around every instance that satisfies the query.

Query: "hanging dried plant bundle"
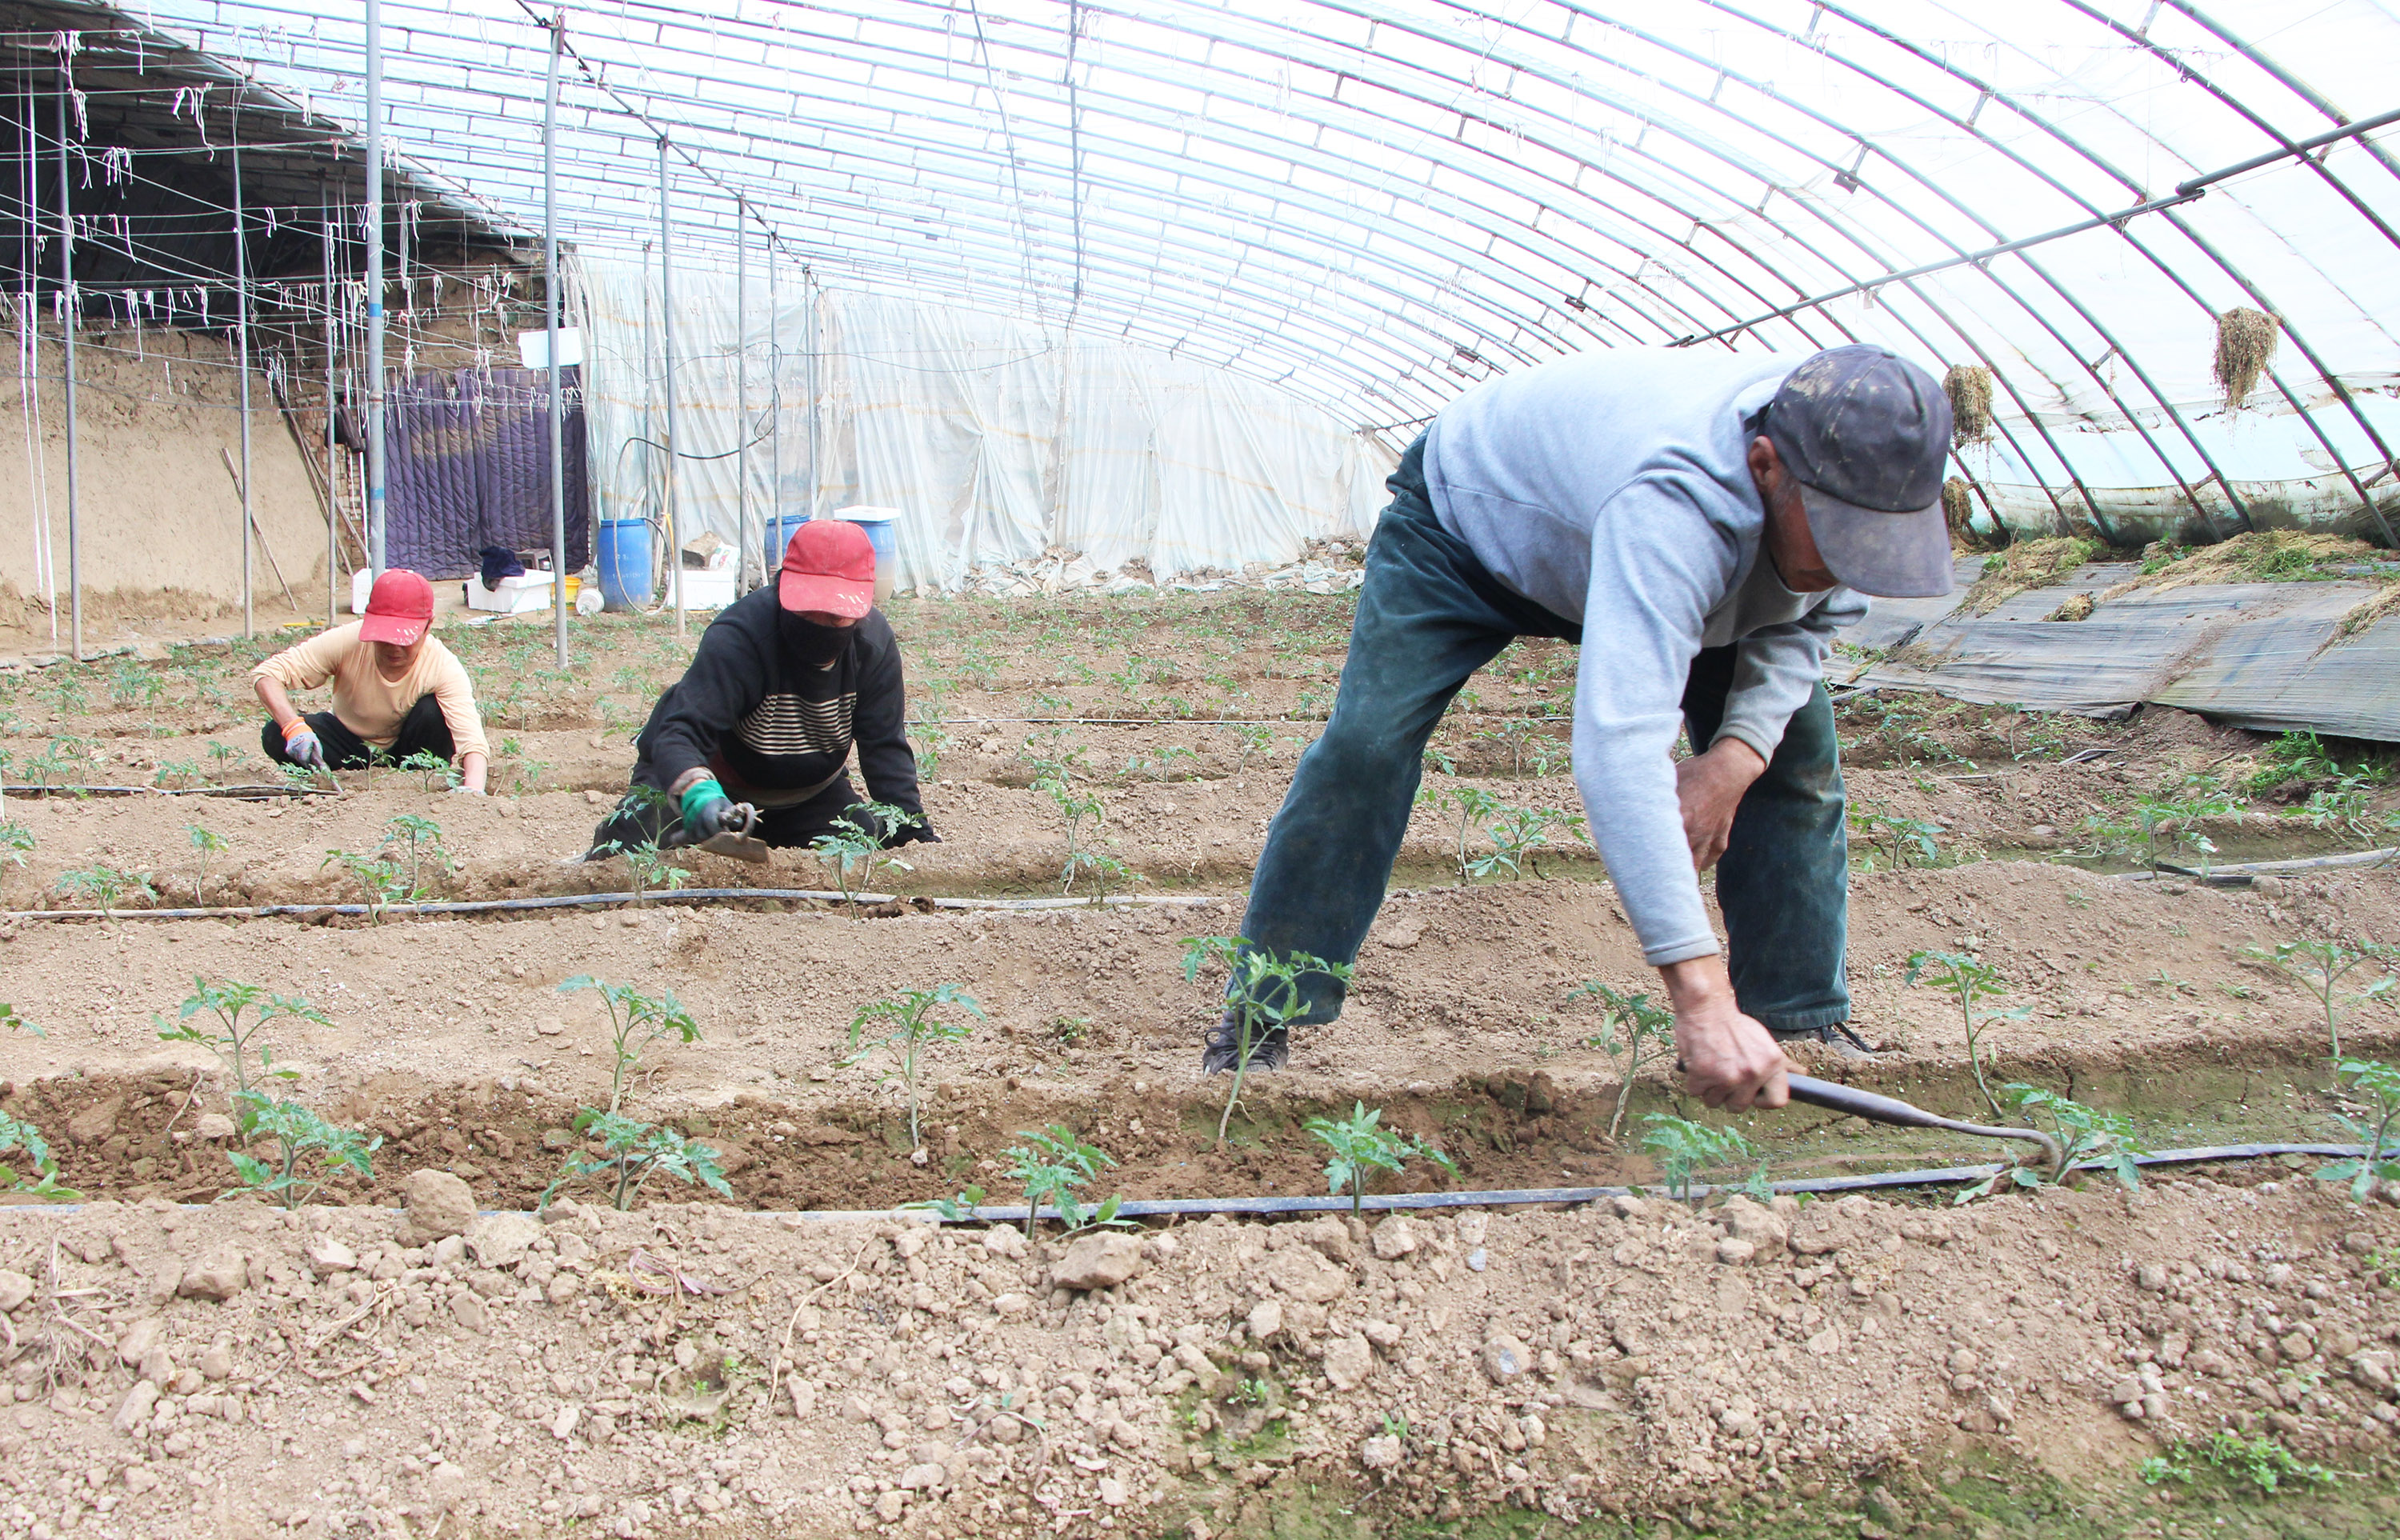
[2214,307,2280,410]
[1943,364,1992,446]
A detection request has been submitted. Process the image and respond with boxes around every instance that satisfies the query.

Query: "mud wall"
[0,326,329,626]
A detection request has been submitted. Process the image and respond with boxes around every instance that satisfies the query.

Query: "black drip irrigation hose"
[2119,848,2400,886]
[910,1141,2382,1224]
[16,1142,2376,1225]
[4,886,1234,923]
[2,783,334,799]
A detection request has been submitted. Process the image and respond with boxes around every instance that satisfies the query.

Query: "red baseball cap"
[777,519,876,619]
[358,569,434,646]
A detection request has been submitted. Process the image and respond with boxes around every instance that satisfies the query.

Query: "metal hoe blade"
[1786,1074,2066,1178]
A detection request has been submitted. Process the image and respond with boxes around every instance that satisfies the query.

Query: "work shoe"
[1774,1022,1879,1059]
[1200,1011,1289,1075]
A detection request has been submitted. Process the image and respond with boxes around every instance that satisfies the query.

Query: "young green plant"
[811,800,914,913]
[185,824,230,904]
[321,848,414,922]
[1302,1102,1458,1218]
[54,863,156,922]
[226,1096,380,1209]
[842,983,983,1149]
[1639,1114,1763,1205]
[1904,950,2026,1120]
[542,1110,731,1212]
[542,978,726,1211]
[1002,1124,1126,1239]
[154,978,327,1099]
[0,1110,78,1202]
[2240,938,2398,1057]
[2315,1057,2400,1202]
[1182,936,1352,1148]
[1953,1084,2145,1204]
[379,814,452,894]
[1569,981,1675,1143]
[558,975,702,1115]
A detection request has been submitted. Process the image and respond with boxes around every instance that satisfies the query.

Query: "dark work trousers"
[586,768,866,857]
[260,693,455,772]
[1236,433,1851,1034]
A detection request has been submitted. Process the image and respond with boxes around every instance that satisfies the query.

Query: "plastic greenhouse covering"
[15,0,2400,572]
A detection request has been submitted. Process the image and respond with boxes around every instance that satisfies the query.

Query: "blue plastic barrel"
[597,518,654,610]
[840,510,898,568]
[764,514,809,574]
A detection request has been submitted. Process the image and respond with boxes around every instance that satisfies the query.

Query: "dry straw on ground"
[2214,307,2281,410]
[1959,535,2102,614]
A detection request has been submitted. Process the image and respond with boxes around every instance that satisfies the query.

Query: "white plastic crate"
[464,570,557,614]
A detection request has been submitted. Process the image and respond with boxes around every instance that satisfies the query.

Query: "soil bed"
[4,590,2399,1535]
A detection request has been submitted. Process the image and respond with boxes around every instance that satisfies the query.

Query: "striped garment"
[737,690,858,757]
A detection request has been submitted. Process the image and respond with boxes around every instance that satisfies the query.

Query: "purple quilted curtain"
[384,367,590,580]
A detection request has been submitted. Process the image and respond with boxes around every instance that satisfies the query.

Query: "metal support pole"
[805,268,820,522]
[659,138,683,636]
[232,103,253,637]
[57,58,79,662]
[364,0,387,575]
[735,197,749,590]
[322,175,338,625]
[544,6,568,667]
[766,242,779,587]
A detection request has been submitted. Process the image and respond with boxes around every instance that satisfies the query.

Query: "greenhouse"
[1,3,2398,1538]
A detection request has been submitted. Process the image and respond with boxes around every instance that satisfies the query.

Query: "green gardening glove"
[679,778,738,838]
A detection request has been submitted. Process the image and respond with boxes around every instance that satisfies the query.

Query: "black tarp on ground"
[1840,558,2400,743]
[386,367,590,581]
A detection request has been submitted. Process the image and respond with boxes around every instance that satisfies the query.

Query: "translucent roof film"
[42,1,2400,534]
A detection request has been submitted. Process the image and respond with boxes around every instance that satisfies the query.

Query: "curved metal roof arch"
[25,0,2400,542]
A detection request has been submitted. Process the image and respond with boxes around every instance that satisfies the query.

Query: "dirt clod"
[401,1167,477,1242]
[1050,1231,1144,1291]
[175,1246,244,1301]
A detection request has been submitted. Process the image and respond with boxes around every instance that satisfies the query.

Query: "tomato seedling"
[1182,936,1352,1147]
[843,983,983,1149]
[1302,1102,1458,1218]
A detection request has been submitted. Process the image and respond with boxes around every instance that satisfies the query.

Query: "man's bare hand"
[1659,956,1790,1111]
[1675,738,1766,870]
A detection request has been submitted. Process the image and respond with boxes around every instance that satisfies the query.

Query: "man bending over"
[254,568,488,793]
[1215,345,1955,1111]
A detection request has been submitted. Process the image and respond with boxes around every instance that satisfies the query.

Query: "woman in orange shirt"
[250,570,490,794]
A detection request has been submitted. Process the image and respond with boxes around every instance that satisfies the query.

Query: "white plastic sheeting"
[580,260,1390,592]
[93,1,2400,562]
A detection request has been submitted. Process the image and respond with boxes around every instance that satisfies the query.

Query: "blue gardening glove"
[679,778,739,838]
[281,721,325,768]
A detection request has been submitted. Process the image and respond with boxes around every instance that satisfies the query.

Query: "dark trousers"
[586,767,866,857]
[1238,434,1851,1034]
[260,694,455,771]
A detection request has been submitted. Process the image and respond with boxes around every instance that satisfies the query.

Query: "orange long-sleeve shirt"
[250,622,489,761]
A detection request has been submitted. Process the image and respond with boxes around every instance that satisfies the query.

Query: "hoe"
[1786,1074,2066,1178]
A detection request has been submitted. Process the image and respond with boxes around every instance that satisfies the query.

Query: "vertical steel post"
[322,176,338,626]
[57,58,79,662]
[735,197,749,589]
[766,241,779,582]
[364,0,387,575]
[658,138,683,635]
[232,102,253,637]
[545,6,568,667]
[805,268,820,522]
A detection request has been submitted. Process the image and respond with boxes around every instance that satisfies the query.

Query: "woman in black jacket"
[586,519,937,857]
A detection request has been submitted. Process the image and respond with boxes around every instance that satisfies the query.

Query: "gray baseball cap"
[1762,346,1955,598]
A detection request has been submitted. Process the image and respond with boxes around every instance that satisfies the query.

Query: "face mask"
[779,609,856,668]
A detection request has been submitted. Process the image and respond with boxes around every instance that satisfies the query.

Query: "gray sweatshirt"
[1424,349,1869,966]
